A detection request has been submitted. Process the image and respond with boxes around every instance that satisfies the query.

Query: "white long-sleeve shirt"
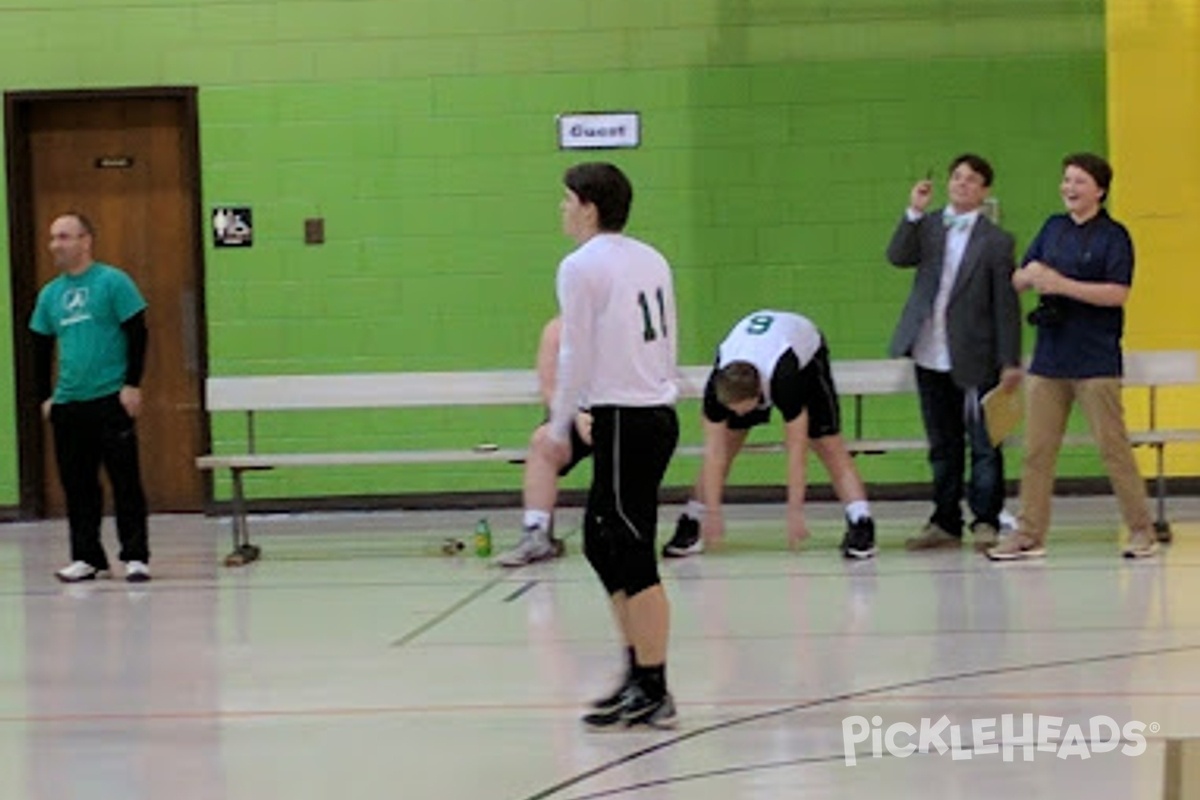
[548,232,678,441]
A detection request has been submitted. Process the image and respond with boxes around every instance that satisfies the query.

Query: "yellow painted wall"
[1107,0,1200,475]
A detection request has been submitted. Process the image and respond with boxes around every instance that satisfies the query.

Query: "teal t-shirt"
[30,262,148,403]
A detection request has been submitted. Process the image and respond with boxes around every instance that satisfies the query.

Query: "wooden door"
[8,91,206,514]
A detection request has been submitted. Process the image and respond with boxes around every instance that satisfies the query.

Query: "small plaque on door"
[95,156,134,169]
[212,207,253,248]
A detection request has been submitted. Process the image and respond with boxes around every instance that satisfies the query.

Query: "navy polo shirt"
[1021,210,1133,379]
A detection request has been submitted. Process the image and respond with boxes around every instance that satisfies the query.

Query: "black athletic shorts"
[542,409,593,476]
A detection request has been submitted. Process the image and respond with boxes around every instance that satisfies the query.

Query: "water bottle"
[474,518,493,557]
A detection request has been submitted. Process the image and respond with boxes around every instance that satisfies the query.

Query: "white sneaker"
[493,526,556,567]
[1122,530,1158,560]
[125,561,152,583]
[55,561,110,583]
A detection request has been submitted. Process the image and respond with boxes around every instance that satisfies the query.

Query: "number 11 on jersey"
[638,288,668,342]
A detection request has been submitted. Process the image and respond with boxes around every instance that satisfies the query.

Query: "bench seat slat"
[197,448,529,469]
[203,352,1199,414]
[205,372,543,411]
[196,437,950,472]
[676,439,931,456]
[1063,430,1200,447]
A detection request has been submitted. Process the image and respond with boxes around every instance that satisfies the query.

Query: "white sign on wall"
[557,112,640,150]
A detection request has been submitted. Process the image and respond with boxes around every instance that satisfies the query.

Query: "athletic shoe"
[1123,530,1159,559]
[589,678,631,714]
[125,561,152,583]
[986,533,1047,561]
[841,516,877,559]
[905,522,960,551]
[55,561,111,583]
[583,684,677,731]
[661,515,703,558]
[493,525,557,567]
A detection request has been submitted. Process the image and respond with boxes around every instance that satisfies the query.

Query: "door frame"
[4,86,210,518]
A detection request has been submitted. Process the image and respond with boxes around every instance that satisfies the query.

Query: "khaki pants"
[1017,375,1151,543]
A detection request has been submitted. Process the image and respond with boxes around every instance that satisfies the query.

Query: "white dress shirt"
[910,207,980,372]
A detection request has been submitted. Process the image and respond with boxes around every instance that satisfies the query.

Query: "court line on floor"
[367,627,1200,650]
[519,640,1200,800]
[562,736,1149,800]
[6,688,1200,727]
[1,573,541,599]
[504,580,541,602]
[390,574,507,647]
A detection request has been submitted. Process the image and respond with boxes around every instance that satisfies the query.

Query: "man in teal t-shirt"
[30,213,152,584]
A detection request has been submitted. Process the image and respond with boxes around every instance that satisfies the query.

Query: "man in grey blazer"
[886,154,1022,552]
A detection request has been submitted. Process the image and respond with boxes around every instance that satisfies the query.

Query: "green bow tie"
[943,211,972,231]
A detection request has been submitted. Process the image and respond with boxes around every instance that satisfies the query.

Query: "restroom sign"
[557,112,640,150]
[212,207,253,248]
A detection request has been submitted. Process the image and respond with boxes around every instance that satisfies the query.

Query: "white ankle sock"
[685,500,706,522]
[523,509,551,532]
[845,500,871,523]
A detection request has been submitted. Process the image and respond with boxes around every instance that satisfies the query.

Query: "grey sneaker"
[905,522,960,551]
[970,522,999,553]
[1123,529,1159,559]
[493,525,557,567]
[986,532,1047,561]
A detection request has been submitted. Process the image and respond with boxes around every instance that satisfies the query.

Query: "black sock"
[633,663,667,699]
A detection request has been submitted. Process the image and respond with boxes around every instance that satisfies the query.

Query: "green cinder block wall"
[0,0,1107,506]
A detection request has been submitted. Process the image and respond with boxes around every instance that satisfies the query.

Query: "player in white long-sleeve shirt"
[662,310,878,559]
[546,163,680,731]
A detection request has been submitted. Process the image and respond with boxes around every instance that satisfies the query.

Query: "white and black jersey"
[704,309,842,437]
[549,233,678,440]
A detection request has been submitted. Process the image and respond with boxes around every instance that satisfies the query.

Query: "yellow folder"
[981,386,1023,447]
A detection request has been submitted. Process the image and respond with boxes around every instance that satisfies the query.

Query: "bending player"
[662,309,878,560]
[493,316,592,567]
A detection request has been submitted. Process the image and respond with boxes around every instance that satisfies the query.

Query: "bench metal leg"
[223,468,262,567]
[1154,443,1172,543]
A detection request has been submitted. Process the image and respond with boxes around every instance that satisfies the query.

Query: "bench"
[196,351,1199,566]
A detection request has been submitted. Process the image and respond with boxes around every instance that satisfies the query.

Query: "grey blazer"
[885,209,1021,389]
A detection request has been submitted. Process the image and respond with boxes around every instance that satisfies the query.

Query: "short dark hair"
[949,154,994,187]
[714,361,761,407]
[62,212,95,237]
[1062,153,1112,201]
[563,162,633,232]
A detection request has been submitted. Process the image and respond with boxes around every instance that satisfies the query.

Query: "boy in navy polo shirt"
[988,154,1156,560]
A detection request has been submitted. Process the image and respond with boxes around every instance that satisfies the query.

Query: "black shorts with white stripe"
[583,405,678,597]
